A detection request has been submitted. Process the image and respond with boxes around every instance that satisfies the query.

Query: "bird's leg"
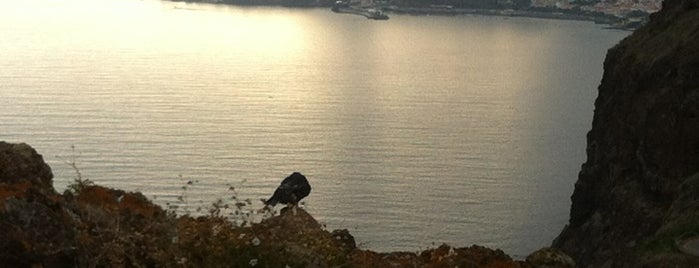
[292,203,297,216]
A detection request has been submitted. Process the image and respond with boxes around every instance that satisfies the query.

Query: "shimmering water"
[0,0,627,258]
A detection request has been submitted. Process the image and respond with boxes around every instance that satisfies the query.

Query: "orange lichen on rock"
[350,244,521,268]
[75,185,162,218]
[0,181,33,210]
[75,185,119,211]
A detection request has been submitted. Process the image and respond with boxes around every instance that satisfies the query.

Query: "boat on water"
[332,0,389,20]
[366,8,389,20]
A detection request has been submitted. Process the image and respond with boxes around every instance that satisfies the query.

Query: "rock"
[665,172,699,221]
[351,244,520,268]
[331,229,356,251]
[0,142,53,190]
[2,194,76,267]
[552,0,699,266]
[622,172,699,267]
[75,185,164,218]
[0,142,173,267]
[260,206,322,230]
[526,247,575,268]
[0,142,74,267]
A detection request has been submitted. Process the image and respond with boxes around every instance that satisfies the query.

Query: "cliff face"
[552,0,699,266]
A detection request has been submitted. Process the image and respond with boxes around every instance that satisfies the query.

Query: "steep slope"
[552,0,699,266]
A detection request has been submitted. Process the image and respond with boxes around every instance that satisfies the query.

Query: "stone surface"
[0,142,53,189]
[552,0,699,266]
[525,247,575,268]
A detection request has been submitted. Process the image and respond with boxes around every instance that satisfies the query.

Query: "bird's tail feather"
[264,197,278,206]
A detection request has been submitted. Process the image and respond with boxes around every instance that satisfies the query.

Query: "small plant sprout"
[59,145,94,194]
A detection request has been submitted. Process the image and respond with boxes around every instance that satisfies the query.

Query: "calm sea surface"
[0,0,627,258]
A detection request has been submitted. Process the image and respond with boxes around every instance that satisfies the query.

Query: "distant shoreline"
[384,7,620,25]
[169,1,640,29]
[391,7,646,30]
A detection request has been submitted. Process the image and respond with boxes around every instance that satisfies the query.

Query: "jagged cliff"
[552,0,699,266]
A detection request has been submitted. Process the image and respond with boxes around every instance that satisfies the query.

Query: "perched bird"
[265,172,311,210]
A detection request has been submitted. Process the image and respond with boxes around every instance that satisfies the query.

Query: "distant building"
[531,0,661,15]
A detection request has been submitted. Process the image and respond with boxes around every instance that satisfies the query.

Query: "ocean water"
[0,0,627,258]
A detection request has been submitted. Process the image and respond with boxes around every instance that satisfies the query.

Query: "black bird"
[265,172,311,208]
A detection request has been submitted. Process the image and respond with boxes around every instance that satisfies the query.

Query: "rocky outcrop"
[552,0,699,266]
[525,247,575,268]
[0,141,174,267]
[0,142,53,189]
[2,142,565,267]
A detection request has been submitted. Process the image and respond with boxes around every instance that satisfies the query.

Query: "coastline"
[384,6,623,26]
[170,0,640,29]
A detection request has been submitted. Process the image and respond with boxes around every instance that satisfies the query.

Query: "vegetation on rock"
[2,141,546,267]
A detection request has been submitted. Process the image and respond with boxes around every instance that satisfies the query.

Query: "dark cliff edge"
[2,141,578,267]
[552,0,699,266]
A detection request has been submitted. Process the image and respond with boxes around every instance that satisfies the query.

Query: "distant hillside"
[173,0,661,24]
[389,0,661,12]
